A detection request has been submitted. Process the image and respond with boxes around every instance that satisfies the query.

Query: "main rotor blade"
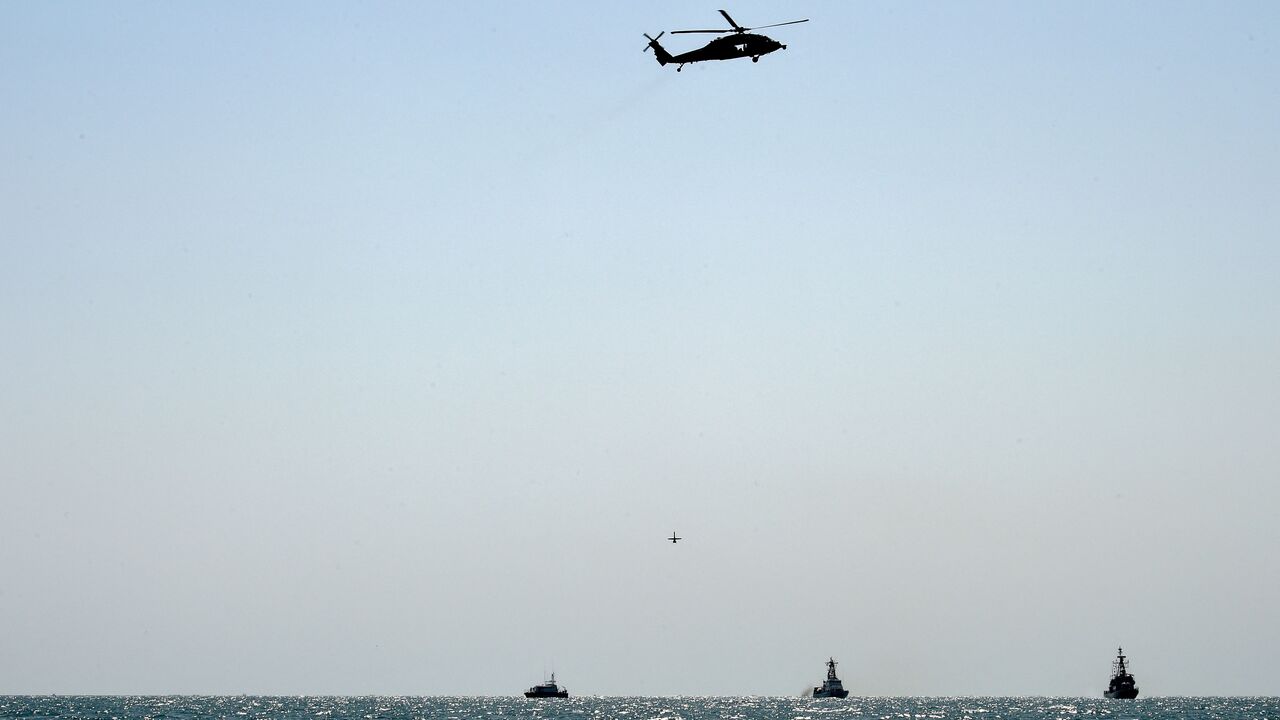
[749,19,810,30]
[671,28,731,34]
[718,10,744,31]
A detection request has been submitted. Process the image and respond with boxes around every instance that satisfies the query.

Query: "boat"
[812,657,850,698]
[524,672,569,698]
[1103,647,1139,699]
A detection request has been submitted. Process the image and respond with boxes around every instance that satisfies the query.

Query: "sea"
[1,696,1276,720]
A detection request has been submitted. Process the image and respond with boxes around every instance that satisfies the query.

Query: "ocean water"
[1,696,1276,720]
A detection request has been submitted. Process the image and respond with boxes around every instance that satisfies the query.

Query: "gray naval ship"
[812,657,850,698]
[1104,647,1139,699]
[524,672,569,698]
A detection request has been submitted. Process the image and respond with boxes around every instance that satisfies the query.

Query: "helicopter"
[644,9,809,72]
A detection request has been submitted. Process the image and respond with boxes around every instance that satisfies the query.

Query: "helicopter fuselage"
[673,33,784,64]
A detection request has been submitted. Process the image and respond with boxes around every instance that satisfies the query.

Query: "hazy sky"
[2,0,1278,697]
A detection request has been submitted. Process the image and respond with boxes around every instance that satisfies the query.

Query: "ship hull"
[1104,688,1138,699]
[524,690,569,698]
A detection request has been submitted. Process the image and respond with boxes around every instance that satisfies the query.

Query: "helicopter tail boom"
[643,32,673,65]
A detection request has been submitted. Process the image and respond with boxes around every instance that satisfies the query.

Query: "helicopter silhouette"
[644,10,809,72]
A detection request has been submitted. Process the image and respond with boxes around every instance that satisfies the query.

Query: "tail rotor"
[643,31,672,66]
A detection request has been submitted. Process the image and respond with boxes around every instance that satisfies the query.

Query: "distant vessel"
[1103,647,1139,699]
[812,657,850,698]
[524,672,569,698]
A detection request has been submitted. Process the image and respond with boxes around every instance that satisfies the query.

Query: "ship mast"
[827,657,839,680]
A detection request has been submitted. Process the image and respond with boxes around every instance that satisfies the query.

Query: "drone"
[644,9,809,72]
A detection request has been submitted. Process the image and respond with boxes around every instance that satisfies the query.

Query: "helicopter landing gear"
[752,56,759,62]
[676,64,684,72]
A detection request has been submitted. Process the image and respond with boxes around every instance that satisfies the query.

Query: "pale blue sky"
[2,0,1278,696]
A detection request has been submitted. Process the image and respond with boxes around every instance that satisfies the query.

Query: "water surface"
[2,696,1275,720]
